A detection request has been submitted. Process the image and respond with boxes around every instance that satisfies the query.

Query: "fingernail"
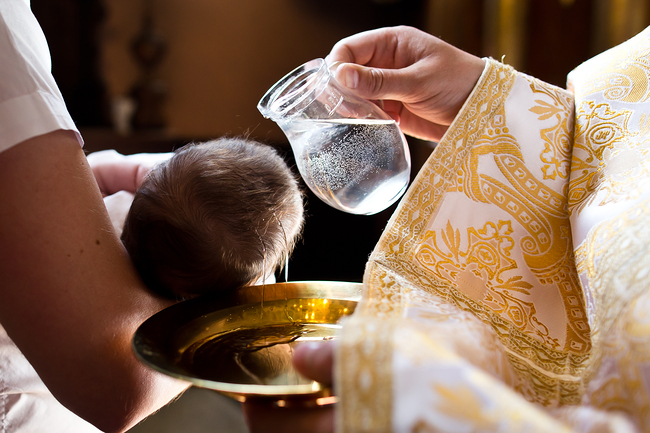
[342,67,359,89]
[328,60,343,73]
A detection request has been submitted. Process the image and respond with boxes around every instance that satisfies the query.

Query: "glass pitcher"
[257,58,411,215]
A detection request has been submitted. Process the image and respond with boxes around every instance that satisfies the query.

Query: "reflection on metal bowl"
[133,281,361,405]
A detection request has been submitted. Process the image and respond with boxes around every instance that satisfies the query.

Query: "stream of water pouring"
[274,214,295,323]
[254,229,267,318]
[274,214,297,377]
[285,255,289,283]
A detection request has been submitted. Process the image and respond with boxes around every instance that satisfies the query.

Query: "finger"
[326,27,392,66]
[397,108,449,142]
[242,401,334,433]
[381,99,403,123]
[292,342,334,386]
[333,63,416,103]
[326,26,430,69]
[380,100,447,142]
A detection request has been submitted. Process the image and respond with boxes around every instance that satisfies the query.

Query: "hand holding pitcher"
[258,58,411,215]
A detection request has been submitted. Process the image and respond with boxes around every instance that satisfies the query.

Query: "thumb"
[292,342,335,386]
[333,63,407,102]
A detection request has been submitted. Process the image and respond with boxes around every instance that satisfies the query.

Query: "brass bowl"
[133,281,361,404]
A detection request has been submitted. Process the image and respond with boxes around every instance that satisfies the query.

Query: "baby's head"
[121,137,304,299]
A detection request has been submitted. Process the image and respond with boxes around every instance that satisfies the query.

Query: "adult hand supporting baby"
[326,26,485,143]
[87,150,174,236]
[242,342,335,433]
[86,149,173,196]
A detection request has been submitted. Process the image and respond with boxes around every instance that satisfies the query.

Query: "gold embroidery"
[569,31,650,218]
[336,316,394,433]
[572,200,650,429]
[564,30,650,429]
[575,200,650,340]
[457,123,587,353]
[639,112,650,137]
[361,59,588,406]
[569,101,635,213]
[337,28,650,432]
[572,45,650,103]
[529,79,574,182]
[414,220,561,347]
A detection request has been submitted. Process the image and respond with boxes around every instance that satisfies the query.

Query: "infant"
[88,137,304,299]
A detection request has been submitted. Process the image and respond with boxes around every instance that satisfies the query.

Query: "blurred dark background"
[31,0,650,284]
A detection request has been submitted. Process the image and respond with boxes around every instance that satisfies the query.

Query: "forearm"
[0,131,188,432]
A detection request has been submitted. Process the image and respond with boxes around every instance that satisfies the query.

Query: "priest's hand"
[326,25,485,143]
[242,342,335,433]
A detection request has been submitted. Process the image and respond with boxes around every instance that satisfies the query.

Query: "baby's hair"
[121,137,304,299]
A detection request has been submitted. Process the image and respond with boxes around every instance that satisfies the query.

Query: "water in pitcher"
[283,118,410,215]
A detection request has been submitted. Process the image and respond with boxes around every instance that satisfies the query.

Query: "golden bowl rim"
[132,280,362,400]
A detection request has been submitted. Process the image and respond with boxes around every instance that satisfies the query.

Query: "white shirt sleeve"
[0,0,83,153]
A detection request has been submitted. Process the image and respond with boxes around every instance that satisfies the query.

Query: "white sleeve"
[0,0,82,153]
